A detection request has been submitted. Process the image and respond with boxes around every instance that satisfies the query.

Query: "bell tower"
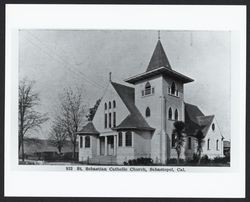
[125,32,194,164]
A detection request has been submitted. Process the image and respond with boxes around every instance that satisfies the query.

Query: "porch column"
[104,136,108,156]
[114,135,117,156]
[97,138,100,155]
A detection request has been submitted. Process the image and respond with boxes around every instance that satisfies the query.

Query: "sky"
[19,30,231,140]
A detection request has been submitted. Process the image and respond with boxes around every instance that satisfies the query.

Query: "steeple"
[146,38,172,72]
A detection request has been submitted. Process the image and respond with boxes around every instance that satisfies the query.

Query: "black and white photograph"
[4,5,246,198]
[18,30,231,167]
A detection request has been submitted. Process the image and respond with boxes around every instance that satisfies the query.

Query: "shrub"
[212,156,230,164]
[200,155,211,164]
[167,158,185,165]
[125,157,153,166]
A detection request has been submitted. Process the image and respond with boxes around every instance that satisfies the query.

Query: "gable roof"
[147,40,171,72]
[184,103,215,137]
[77,122,100,135]
[111,82,154,131]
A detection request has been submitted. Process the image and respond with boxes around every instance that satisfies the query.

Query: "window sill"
[168,93,180,98]
[141,93,154,98]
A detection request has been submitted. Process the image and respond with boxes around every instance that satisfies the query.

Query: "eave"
[125,67,194,84]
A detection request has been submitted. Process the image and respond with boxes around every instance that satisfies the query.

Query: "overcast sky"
[19,30,231,140]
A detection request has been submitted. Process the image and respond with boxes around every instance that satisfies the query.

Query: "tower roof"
[125,39,194,84]
[147,40,171,72]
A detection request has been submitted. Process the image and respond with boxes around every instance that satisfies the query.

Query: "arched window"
[174,109,178,120]
[207,139,210,150]
[145,82,151,95]
[125,131,132,147]
[168,107,172,120]
[145,107,151,117]
[85,136,90,148]
[171,133,175,147]
[212,123,215,131]
[104,103,107,110]
[118,132,123,147]
[188,137,192,149]
[171,82,176,95]
[216,139,219,150]
[109,101,111,109]
[113,100,116,108]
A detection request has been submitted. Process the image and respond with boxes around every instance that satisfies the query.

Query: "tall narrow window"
[104,103,107,110]
[168,108,172,120]
[145,82,151,95]
[207,139,210,150]
[125,131,132,147]
[212,123,215,131]
[109,113,112,128]
[174,109,178,120]
[188,137,191,149]
[118,132,123,147]
[145,107,151,117]
[113,100,116,108]
[104,113,107,128]
[109,101,111,109]
[171,82,176,95]
[80,136,83,148]
[85,136,90,148]
[113,112,116,127]
[216,140,219,150]
[171,133,175,147]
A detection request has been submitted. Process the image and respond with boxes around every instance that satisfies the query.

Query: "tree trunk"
[198,151,202,165]
[21,135,24,162]
[58,146,62,154]
[177,152,180,165]
[73,143,76,159]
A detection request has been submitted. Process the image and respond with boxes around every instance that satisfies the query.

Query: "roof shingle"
[111,82,154,131]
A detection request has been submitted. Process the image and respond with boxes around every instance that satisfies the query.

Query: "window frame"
[174,109,178,121]
[171,133,175,148]
[104,113,107,128]
[85,136,90,148]
[145,107,151,117]
[109,112,112,128]
[80,136,83,148]
[113,100,116,108]
[168,107,172,120]
[125,131,132,147]
[113,112,116,127]
[118,132,123,147]
[207,139,210,150]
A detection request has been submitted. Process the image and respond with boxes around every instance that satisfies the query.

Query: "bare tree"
[86,98,101,121]
[49,118,68,154]
[58,88,86,159]
[19,79,48,161]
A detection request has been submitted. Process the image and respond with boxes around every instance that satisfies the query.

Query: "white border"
[5,5,246,197]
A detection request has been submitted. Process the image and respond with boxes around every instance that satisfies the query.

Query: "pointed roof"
[147,40,171,72]
[125,40,193,84]
[184,103,216,137]
[111,82,154,131]
[77,122,100,135]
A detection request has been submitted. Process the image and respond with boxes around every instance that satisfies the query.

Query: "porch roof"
[77,122,100,135]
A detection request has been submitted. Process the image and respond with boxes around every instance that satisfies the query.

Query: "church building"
[76,36,224,165]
